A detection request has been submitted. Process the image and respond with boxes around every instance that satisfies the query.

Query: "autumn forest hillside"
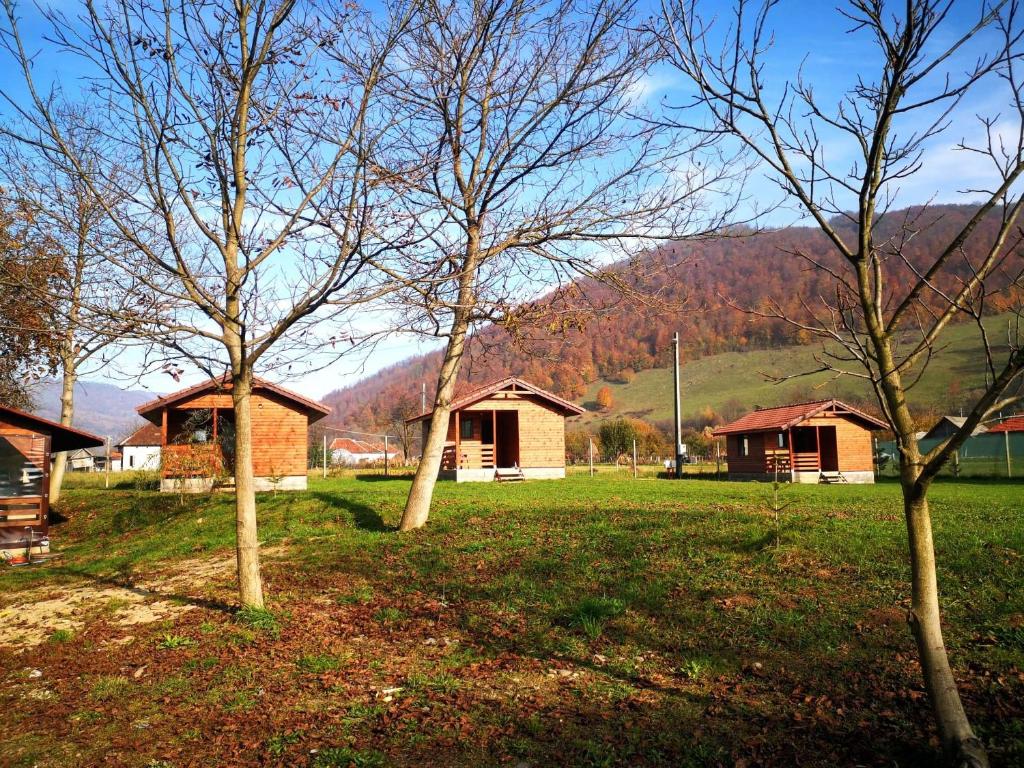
[321,205,1021,436]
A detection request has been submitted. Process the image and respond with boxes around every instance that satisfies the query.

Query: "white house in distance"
[330,437,399,466]
[117,423,162,470]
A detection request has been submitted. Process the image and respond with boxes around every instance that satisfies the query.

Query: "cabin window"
[129,454,134,468]
[739,436,750,457]
[777,432,787,448]
[192,429,210,444]
[460,417,474,439]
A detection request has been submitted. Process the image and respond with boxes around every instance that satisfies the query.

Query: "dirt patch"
[0,585,195,649]
[0,550,265,650]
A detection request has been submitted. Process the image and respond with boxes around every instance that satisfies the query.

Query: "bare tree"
[1,0,414,607]
[660,1,1024,765]
[0,122,143,503]
[383,0,736,531]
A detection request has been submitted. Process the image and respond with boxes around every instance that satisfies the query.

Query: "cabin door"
[495,411,519,468]
[819,427,839,472]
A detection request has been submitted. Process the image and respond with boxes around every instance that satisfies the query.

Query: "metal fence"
[877,432,1024,478]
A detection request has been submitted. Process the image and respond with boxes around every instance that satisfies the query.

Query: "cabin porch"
[439,409,521,477]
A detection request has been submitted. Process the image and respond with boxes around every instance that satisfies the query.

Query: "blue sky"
[1,0,1014,402]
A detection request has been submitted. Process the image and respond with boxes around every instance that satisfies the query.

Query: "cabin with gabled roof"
[712,399,887,484]
[0,404,104,552]
[408,377,585,482]
[137,375,329,493]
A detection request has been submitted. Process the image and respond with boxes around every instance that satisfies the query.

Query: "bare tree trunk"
[903,474,988,768]
[231,369,264,608]
[48,366,76,503]
[399,313,470,531]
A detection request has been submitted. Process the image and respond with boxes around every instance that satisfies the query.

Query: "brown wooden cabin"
[408,377,586,482]
[712,399,886,484]
[136,376,330,493]
[0,404,104,552]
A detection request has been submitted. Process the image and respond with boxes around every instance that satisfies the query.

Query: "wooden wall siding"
[801,416,874,472]
[163,391,309,477]
[724,433,770,474]
[725,415,874,475]
[432,393,569,469]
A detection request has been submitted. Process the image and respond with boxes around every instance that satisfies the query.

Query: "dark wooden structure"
[137,376,329,492]
[0,405,104,551]
[713,399,886,483]
[409,377,585,482]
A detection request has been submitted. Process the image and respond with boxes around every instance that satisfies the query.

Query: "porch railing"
[162,444,225,478]
[441,442,496,470]
[765,450,819,473]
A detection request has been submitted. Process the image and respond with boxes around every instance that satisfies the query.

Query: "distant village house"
[329,438,401,466]
[117,423,163,470]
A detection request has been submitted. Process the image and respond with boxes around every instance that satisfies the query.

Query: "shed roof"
[118,422,163,447]
[921,416,988,440]
[987,415,1024,433]
[137,374,330,424]
[0,404,105,452]
[407,376,586,423]
[712,399,887,436]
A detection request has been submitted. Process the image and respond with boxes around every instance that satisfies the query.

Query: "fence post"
[105,436,111,489]
[322,434,327,479]
[1006,430,1013,479]
[715,440,721,480]
[384,434,389,477]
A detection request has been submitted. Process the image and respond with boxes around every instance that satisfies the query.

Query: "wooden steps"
[818,471,849,484]
[494,467,526,482]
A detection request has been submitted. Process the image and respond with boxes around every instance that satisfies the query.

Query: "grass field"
[580,315,1010,424]
[1,473,1022,767]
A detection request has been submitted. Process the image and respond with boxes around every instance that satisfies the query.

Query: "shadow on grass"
[311,491,395,532]
[351,472,415,482]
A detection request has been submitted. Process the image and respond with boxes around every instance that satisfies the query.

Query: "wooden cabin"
[0,405,104,553]
[712,399,886,484]
[408,377,585,482]
[137,376,330,493]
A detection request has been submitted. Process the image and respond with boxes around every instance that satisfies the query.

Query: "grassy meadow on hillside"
[580,315,1010,425]
[1,473,1022,767]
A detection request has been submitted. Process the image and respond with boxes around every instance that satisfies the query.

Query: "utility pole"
[421,382,427,414]
[589,438,594,477]
[322,434,327,479]
[632,438,637,478]
[384,434,389,477]
[105,436,111,488]
[672,331,683,479]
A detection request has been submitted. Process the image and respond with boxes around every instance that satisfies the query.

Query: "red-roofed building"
[117,423,163,471]
[987,415,1024,433]
[408,377,585,482]
[712,399,887,483]
[329,437,400,465]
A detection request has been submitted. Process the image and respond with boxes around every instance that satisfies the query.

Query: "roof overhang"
[713,399,887,436]
[407,376,586,424]
[0,405,105,452]
[137,375,330,424]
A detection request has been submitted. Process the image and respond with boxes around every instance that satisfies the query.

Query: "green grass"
[1,473,1021,767]
[580,313,1013,424]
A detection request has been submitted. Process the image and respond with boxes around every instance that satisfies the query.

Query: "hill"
[321,204,1022,431]
[29,379,155,439]
[579,315,1005,429]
